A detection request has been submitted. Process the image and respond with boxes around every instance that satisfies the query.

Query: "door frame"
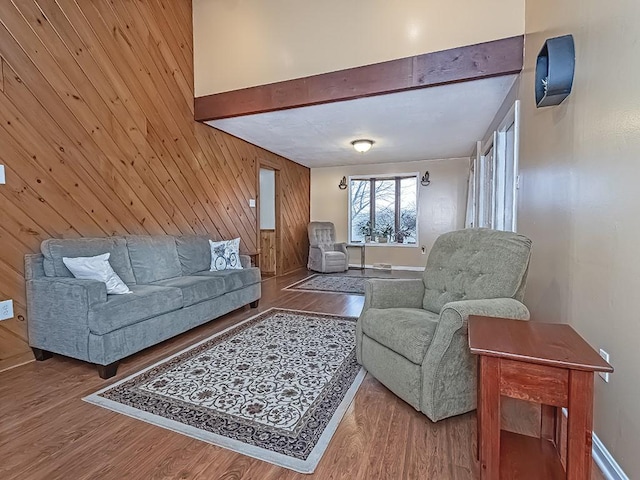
[257,159,282,275]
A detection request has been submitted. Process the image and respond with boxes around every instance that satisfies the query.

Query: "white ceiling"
[207,75,517,168]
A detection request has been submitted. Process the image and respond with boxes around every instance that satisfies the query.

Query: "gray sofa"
[25,235,261,378]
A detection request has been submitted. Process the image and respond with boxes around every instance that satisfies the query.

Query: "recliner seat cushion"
[88,285,183,335]
[41,237,136,285]
[422,228,532,314]
[360,307,439,364]
[194,267,261,292]
[126,235,182,284]
[175,235,211,275]
[152,275,226,306]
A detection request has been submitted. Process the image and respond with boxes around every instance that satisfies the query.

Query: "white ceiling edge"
[309,156,470,171]
[207,75,517,168]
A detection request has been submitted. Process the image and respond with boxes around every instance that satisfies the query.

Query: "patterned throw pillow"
[209,238,243,271]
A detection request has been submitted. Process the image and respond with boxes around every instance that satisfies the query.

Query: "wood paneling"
[194,35,524,121]
[260,230,277,275]
[0,0,309,371]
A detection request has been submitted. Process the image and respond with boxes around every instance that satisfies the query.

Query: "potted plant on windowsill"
[357,220,372,243]
[376,224,393,243]
[395,227,411,244]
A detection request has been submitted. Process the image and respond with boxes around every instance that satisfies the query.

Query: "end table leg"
[479,356,501,479]
[541,405,557,444]
[567,370,594,479]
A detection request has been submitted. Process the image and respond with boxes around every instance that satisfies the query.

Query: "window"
[349,174,418,244]
[468,101,520,232]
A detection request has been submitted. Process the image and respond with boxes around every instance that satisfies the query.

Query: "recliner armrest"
[419,298,529,421]
[429,298,530,351]
[362,278,425,311]
[334,242,348,255]
[440,298,530,331]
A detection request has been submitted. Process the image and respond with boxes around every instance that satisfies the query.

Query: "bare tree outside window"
[349,175,418,244]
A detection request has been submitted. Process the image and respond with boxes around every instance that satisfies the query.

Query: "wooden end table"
[468,316,613,480]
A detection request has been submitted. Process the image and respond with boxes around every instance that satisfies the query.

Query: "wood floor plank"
[0,269,606,479]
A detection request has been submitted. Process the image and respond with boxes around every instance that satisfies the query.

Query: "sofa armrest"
[240,255,251,269]
[26,277,107,361]
[362,278,425,312]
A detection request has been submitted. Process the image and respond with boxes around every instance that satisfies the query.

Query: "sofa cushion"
[360,307,439,364]
[422,228,532,314]
[88,285,183,335]
[194,267,261,292]
[125,235,182,284]
[152,275,226,307]
[41,237,136,285]
[175,235,211,275]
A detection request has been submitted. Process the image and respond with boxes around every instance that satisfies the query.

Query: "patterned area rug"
[284,274,371,295]
[84,308,364,474]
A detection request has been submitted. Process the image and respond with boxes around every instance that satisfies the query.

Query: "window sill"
[350,242,419,248]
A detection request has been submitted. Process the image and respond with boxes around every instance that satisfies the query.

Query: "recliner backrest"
[422,228,532,314]
[308,222,337,247]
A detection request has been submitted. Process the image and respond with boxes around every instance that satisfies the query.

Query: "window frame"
[347,172,420,246]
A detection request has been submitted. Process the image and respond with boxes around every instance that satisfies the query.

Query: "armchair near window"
[307,222,349,273]
[356,228,532,422]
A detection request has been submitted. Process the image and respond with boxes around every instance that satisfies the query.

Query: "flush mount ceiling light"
[351,139,374,153]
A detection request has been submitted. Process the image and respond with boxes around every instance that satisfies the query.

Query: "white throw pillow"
[62,253,132,295]
[209,238,243,271]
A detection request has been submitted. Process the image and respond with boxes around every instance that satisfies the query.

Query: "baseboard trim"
[560,408,628,480]
[592,433,629,480]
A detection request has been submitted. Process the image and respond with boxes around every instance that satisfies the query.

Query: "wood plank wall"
[0,0,310,371]
[259,230,277,276]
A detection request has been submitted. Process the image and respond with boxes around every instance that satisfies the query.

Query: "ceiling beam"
[195,35,524,122]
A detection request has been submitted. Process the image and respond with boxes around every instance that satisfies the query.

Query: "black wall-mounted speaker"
[535,34,575,108]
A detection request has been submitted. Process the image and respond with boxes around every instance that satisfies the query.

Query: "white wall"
[517,0,640,475]
[259,168,276,229]
[311,158,469,268]
[193,0,525,96]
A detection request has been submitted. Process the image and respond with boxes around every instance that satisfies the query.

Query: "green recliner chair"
[356,228,532,422]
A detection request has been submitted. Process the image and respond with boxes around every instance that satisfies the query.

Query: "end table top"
[468,316,613,373]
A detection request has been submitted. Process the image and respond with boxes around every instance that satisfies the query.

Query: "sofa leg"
[97,361,120,379]
[249,300,259,308]
[32,348,53,361]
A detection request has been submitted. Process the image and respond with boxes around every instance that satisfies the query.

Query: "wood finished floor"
[0,269,605,479]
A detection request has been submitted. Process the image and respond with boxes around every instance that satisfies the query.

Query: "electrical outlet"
[0,300,13,321]
[599,349,610,382]
[421,246,426,254]
[0,165,5,184]
[248,198,256,208]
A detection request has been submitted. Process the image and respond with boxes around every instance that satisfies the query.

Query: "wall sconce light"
[338,176,348,190]
[421,171,431,186]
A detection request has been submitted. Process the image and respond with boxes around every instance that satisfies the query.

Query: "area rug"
[284,274,371,295]
[83,308,365,474]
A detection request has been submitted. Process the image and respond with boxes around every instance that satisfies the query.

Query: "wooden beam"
[194,35,524,121]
